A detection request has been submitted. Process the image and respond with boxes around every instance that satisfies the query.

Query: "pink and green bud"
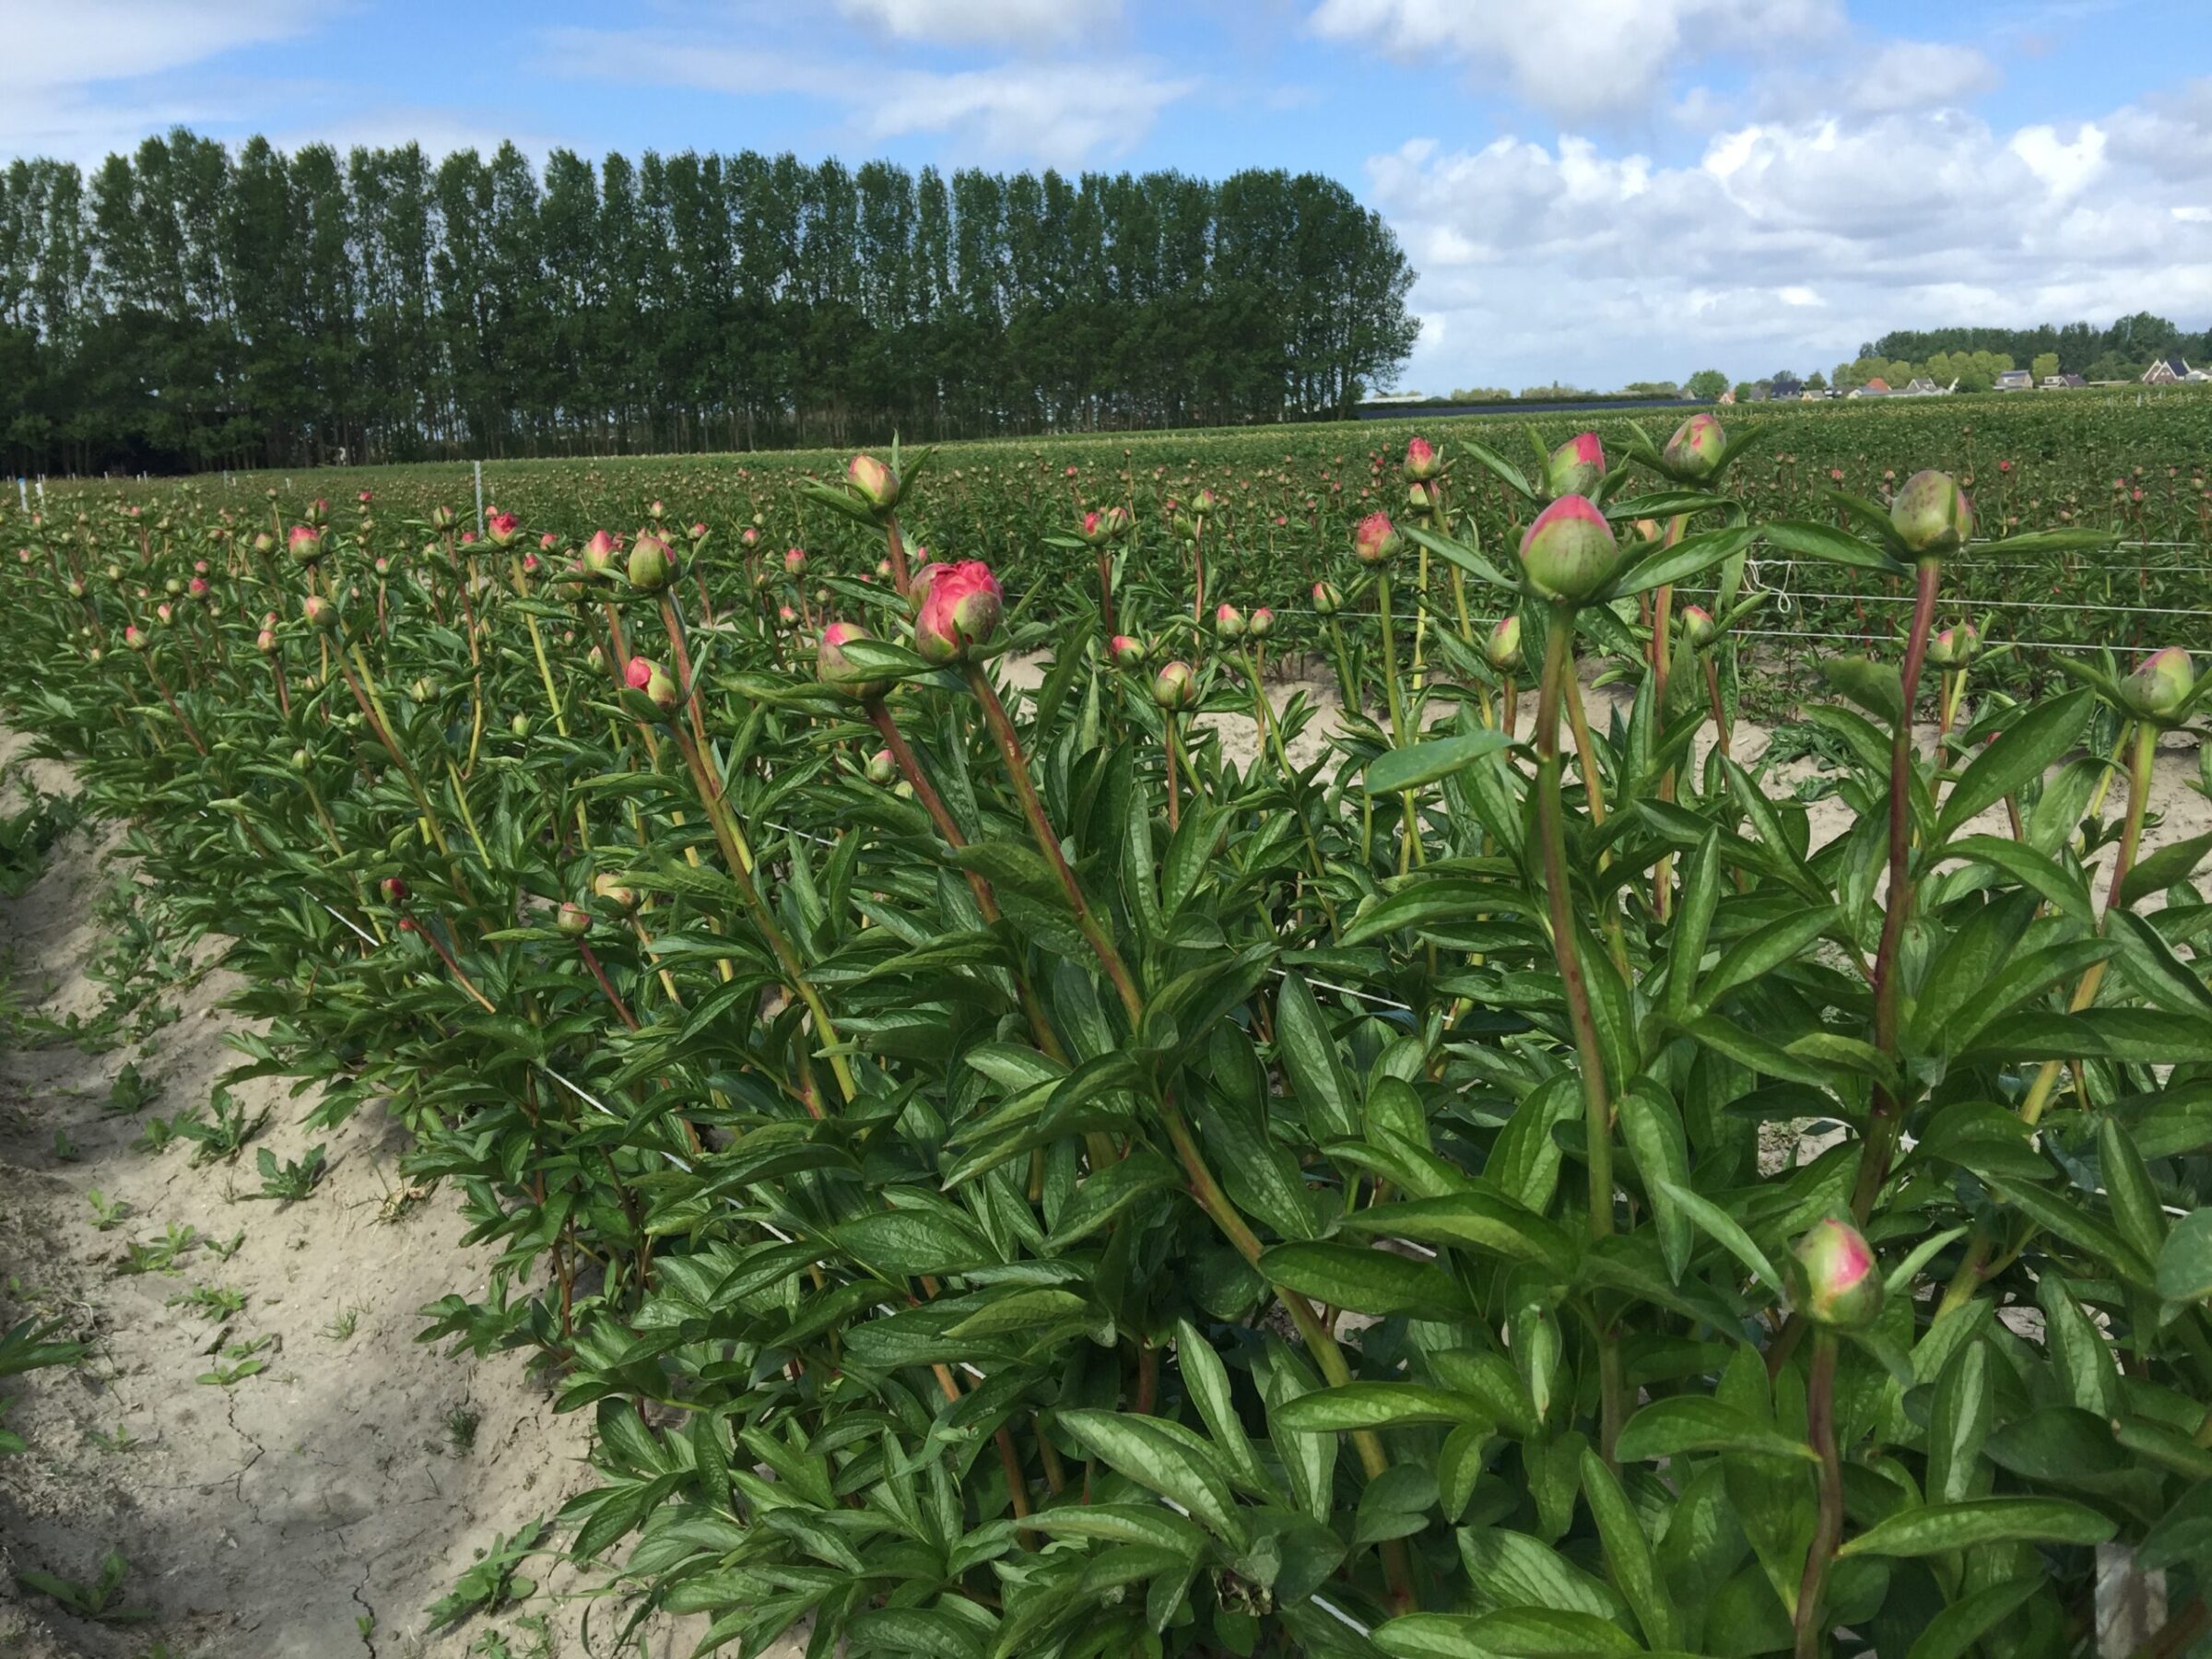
[783,547,807,576]
[1486,615,1524,670]
[1662,412,1727,481]
[2121,647,2195,720]
[1110,634,1147,668]
[914,560,1004,665]
[1545,431,1606,500]
[910,560,951,612]
[288,524,324,566]
[486,510,521,547]
[1518,495,1620,604]
[1078,510,1110,547]
[1681,605,1720,650]
[1190,487,1218,518]
[1098,504,1133,541]
[847,453,902,514]
[430,505,457,531]
[1249,606,1275,640]
[1151,660,1200,710]
[647,500,666,521]
[593,873,639,913]
[1890,470,1974,557]
[624,656,680,714]
[1404,436,1442,482]
[256,628,277,654]
[817,620,892,701]
[865,748,899,786]
[301,594,339,631]
[1312,581,1342,616]
[303,499,329,527]
[582,530,621,577]
[628,534,677,592]
[1926,622,1982,667]
[124,624,147,652]
[380,877,409,905]
[557,900,592,938]
[1214,602,1247,640]
[1792,1218,1882,1330]
[1352,511,1403,566]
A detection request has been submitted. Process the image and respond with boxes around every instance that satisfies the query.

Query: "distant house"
[1994,369,2033,391]
[1717,388,1737,405]
[1847,377,1891,399]
[2142,357,2211,384]
[2041,373,2088,389]
[1900,376,1947,396]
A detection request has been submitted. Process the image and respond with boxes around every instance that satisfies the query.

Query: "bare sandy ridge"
[0,729,735,1659]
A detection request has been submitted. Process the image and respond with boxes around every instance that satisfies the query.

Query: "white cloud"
[535,26,1192,166]
[1307,0,1843,122]
[832,0,1121,48]
[1368,92,2212,390]
[1841,40,1999,113]
[0,0,319,162]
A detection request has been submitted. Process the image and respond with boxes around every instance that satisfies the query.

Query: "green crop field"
[6,392,2212,1657]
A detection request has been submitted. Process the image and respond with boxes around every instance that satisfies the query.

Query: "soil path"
[0,729,725,1659]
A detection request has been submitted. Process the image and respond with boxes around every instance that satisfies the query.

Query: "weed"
[13,1548,153,1624]
[427,1522,541,1628]
[104,1062,154,1115]
[445,1404,481,1454]
[206,1228,247,1262]
[171,1086,269,1166]
[86,1189,132,1230]
[51,1128,79,1162]
[323,1305,365,1341]
[85,1420,142,1454]
[117,1222,199,1276]
[196,1334,273,1387]
[251,1142,326,1204]
[166,1282,245,1320]
[131,1113,180,1154]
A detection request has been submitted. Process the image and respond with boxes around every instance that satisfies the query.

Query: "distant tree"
[1953,366,1993,394]
[1619,380,1679,397]
[1804,371,1828,391]
[2030,351,2060,382]
[1685,368,1728,399]
[1731,382,1752,401]
[1449,386,1513,403]
[1770,371,1803,399]
[2087,352,2136,382]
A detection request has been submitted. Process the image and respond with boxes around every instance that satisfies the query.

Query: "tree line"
[0,131,1420,476]
[1855,313,2209,387]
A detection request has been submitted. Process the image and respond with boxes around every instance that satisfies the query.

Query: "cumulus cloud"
[1369,91,2212,389]
[1307,0,1844,122]
[1840,40,2000,113]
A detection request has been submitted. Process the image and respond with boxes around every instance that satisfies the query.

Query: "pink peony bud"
[1098,504,1133,541]
[1352,511,1403,565]
[625,655,654,690]
[647,500,665,520]
[1078,510,1109,547]
[784,547,808,576]
[1518,495,1619,604]
[864,748,899,786]
[2121,647,2195,720]
[287,524,324,565]
[1545,431,1606,500]
[1312,581,1342,616]
[1404,436,1441,482]
[1214,602,1247,640]
[124,624,147,651]
[1110,634,1147,668]
[1889,470,1974,556]
[487,510,521,547]
[1190,487,1218,518]
[1792,1218,1882,1329]
[1150,660,1200,710]
[1681,606,1720,650]
[303,499,329,527]
[847,453,901,513]
[538,532,560,552]
[628,533,677,592]
[739,525,760,548]
[380,877,409,905]
[1925,622,1981,667]
[688,522,709,543]
[583,530,621,577]
[593,873,640,913]
[909,559,951,613]
[557,900,592,938]
[301,594,338,631]
[256,629,277,654]
[1486,615,1524,670]
[817,620,892,701]
[1663,412,1727,481]
[1249,606,1275,639]
[914,560,1004,665]
[430,505,457,531]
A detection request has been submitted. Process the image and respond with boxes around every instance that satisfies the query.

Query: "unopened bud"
[1404,436,1441,482]
[1890,470,1974,557]
[817,620,892,700]
[1681,606,1720,650]
[914,561,1003,665]
[865,748,899,786]
[847,453,901,513]
[1110,634,1147,668]
[1545,431,1606,500]
[1662,412,1727,482]
[1352,512,1402,565]
[1214,603,1247,640]
[1312,581,1342,616]
[1792,1218,1882,1330]
[1248,606,1275,640]
[1151,661,1200,710]
[628,534,677,592]
[1486,615,1524,670]
[2121,647,2195,720]
[1518,495,1619,605]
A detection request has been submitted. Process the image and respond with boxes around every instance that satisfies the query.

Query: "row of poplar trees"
[0,130,1420,475]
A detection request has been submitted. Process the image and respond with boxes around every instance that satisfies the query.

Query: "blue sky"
[10,0,2212,391]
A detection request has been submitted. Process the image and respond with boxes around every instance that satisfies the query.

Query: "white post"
[36,478,44,507]
[16,478,24,512]
[473,460,485,535]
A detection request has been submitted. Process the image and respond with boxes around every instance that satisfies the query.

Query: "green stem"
[1793,1330,1844,1659]
[1535,606,1622,1458]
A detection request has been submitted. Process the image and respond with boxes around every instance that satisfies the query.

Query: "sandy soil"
[0,734,732,1659]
